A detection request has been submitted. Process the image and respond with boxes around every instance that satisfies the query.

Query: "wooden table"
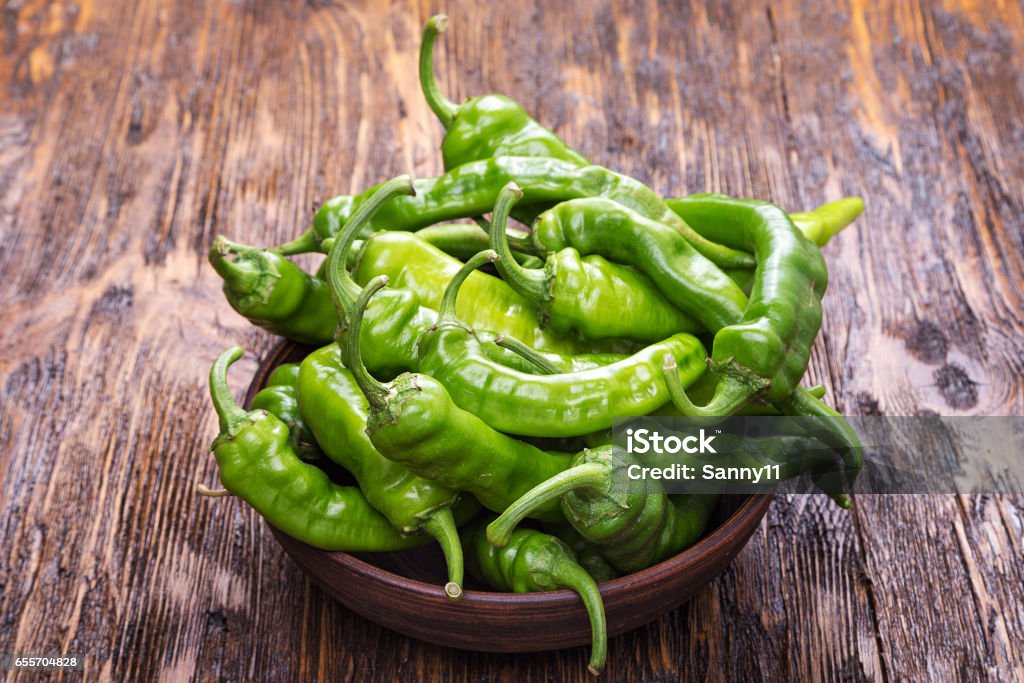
[2,1,1022,680]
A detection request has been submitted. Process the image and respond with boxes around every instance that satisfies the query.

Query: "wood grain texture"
[1,0,1022,681]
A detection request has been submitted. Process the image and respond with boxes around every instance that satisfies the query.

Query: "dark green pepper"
[542,521,619,583]
[488,184,702,342]
[487,445,717,575]
[343,276,572,522]
[297,344,473,600]
[251,362,323,461]
[207,347,426,552]
[414,250,708,438]
[463,516,607,675]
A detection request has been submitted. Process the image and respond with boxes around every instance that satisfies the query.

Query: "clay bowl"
[247,340,772,653]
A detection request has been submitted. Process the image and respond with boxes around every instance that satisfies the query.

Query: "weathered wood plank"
[0,0,1021,681]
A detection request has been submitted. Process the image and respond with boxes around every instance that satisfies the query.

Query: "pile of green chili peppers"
[200,16,866,674]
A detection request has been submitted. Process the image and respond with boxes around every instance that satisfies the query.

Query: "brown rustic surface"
[2,0,1023,681]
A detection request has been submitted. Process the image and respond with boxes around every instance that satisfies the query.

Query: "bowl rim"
[250,339,773,605]
[282,494,771,605]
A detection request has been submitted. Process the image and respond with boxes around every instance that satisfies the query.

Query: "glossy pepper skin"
[662,195,827,411]
[306,156,754,269]
[488,184,702,342]
[324,177,630,375]
[667,196,866,249]
[208,237,336,345]
[297,344,473,600]
[251,362,323,461]
[419,15,590,171]
[414,222,541,267]
[417,16,749,271]
[528,197,749,333]
[343,277,572,522]
[487,445,717,575]
[351,230,584,355]
[415,251,708,438]
[207,347,426,552]
[463,516,607,675]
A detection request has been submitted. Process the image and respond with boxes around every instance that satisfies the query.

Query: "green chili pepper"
[207,347,426,552]
[343,276,573,522]
[417,16,750,271]
[668,196,865,249]
[324,177,631,378]
[208,237,336,345]
[350,229,584,355]
[542,522,619,583]
[526,197,749,332]
[415,250,708,438]
[487,445,717,575]
[656,195,825,408]
[302,157,753,269]
[420,15,590,170]
[488,184,703,341]
[251,363,323,462]
[463,516,608,675]
[297,344,474,600]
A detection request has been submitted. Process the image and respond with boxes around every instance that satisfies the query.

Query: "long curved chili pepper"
[486,445,717,575]
[667,196,865,249]
[418,16,751,270]
[207,346,427,552]
[297,344,474,600]
[526,197,750,332]
[302,157,753,270]
[463,516,608,675]
[414,250,708,438]
[488,184,703,342]
[420,15,590,168]
[343,275,572,522]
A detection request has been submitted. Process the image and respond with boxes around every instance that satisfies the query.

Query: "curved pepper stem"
[209,346,247,433]
[341,276,392,410]
[486,463,609,548]
[436,249,499,325]
[420,506,465,601]
[663,356,755,421]
[326,175,415,316]
[493,334,560,375]
[549,559,608,675]
[273,230,321,256]
[487,182,548,300]
[420,15,458,128]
